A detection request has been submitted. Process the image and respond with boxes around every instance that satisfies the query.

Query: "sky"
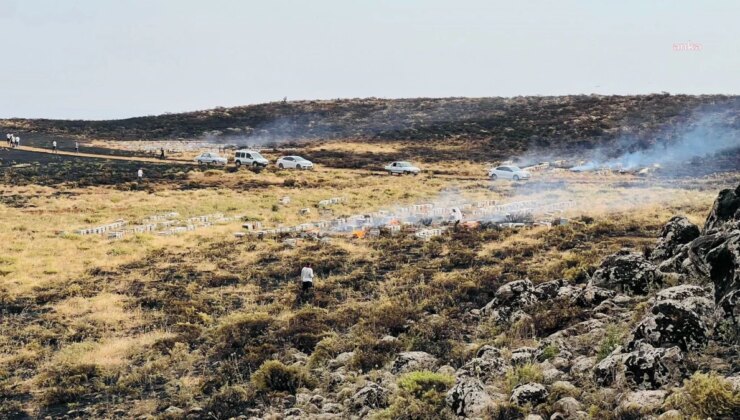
[1,0,738,119]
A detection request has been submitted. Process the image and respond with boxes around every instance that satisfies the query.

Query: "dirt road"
[8,145,196,165]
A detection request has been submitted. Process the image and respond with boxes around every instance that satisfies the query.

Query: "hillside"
[3,96,738,153]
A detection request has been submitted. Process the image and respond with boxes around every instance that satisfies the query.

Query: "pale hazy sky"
[1,0,738,119]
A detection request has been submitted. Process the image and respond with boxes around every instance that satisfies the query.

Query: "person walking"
[299,262,315,304]
[159,147,165,160]
[5,134,11,147]
[14,136,19,148]
[75,141,79,153]
[52,140,57,153]
[137,168,144,180]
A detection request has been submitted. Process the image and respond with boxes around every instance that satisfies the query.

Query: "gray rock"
[590,250,662,295]
[437,364,456,376]
[510,383,548,406]
[574,285,617,307]
[570,356,597,380]
[629,299,709,351]
[164,406,184,416]
[350,383,388,410]
[328,351,354,369]
[457,349,507,384]
[623,342,686,389]
[542,367,566,384]
[617,390,667,417]
[534,279,566,300]
[482,279,538,322]
[552,397,582,417]
[391,351,439,374]
[511,347,537,366]
[321,403,343,414]
[446,377,496,418]
[703,184,740,233]
[652,216,701,262]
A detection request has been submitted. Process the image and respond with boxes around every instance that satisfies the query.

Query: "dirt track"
[9,145,195,165]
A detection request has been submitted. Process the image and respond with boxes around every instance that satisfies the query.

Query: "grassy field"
[0,144,737,418]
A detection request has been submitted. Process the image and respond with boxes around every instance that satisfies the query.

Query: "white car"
[234,149,269,167]
[488,165,531,181]
[384,161,421,175]
[195,152,228,166]
[276,155,314,170]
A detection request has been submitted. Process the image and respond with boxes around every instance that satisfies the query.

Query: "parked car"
[384,161,421,175]
[195,152,228,166]
[488,165,531,180]
[234,149,269,167]
[276,155,314,170]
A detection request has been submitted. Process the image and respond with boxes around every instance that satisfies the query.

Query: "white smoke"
[570,110,739,172]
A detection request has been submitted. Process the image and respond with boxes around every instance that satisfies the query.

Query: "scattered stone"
[350,383,388,410]
[391,351,439,374]
[510,383,548,406]
[553,397,582,418]
[651,216,701,261]
[164,406,185,416]
[703,184,740,233]
[482,279,538,322]
[511,347,537,366]
[623,342,685,389]
[446,377,496,418]
[629,299,709,350]
[617,390,667,417]
[590,250,662,295]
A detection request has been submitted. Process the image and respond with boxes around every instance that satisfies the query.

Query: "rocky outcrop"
[482,279,538,322]
[457,345,507,383]
[703,184,740,233]
[446,377,495,418]
[594,342,685,389]
[590,251,662,295]
[629,299,709,351]
[510,383,548,406]
[390,351,439,374]
[350,383,388,411]
[651,216,701,262]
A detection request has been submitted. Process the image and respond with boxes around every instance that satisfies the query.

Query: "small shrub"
[251,360,316,394]
[665,372,740,418]
[596,324,627,361]
[206,385,255,418]
[379,371,456,420]
[349,336,404,372]
[539,344,559,361]
[504,364,544,393]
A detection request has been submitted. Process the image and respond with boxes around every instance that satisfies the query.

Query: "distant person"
[52,140,57,153]
[299,262,314,304]
[5,134,10,147]
[159,147,165,160]
[14,136,19,148]
[75,141,80,153]
[451,207,463,229]
[137,168,144,180]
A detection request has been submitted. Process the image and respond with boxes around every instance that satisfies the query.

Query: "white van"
[234,150,269,167]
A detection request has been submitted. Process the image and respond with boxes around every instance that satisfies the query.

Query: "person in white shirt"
[450,207,463,229]
[301,262,314,291]
[14,136,19,148]
[137,168,144,180]
[75,141,79,153]
[52,140,57,153]
[298,262,315,304]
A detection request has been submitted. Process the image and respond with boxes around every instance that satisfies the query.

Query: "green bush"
[539,344,559,361]
[596,324,627,361]
[398,371,455,402]
[378,371,456,420]
[665,372,740,418]
[504,364,544,393]
[251,360,316,394]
